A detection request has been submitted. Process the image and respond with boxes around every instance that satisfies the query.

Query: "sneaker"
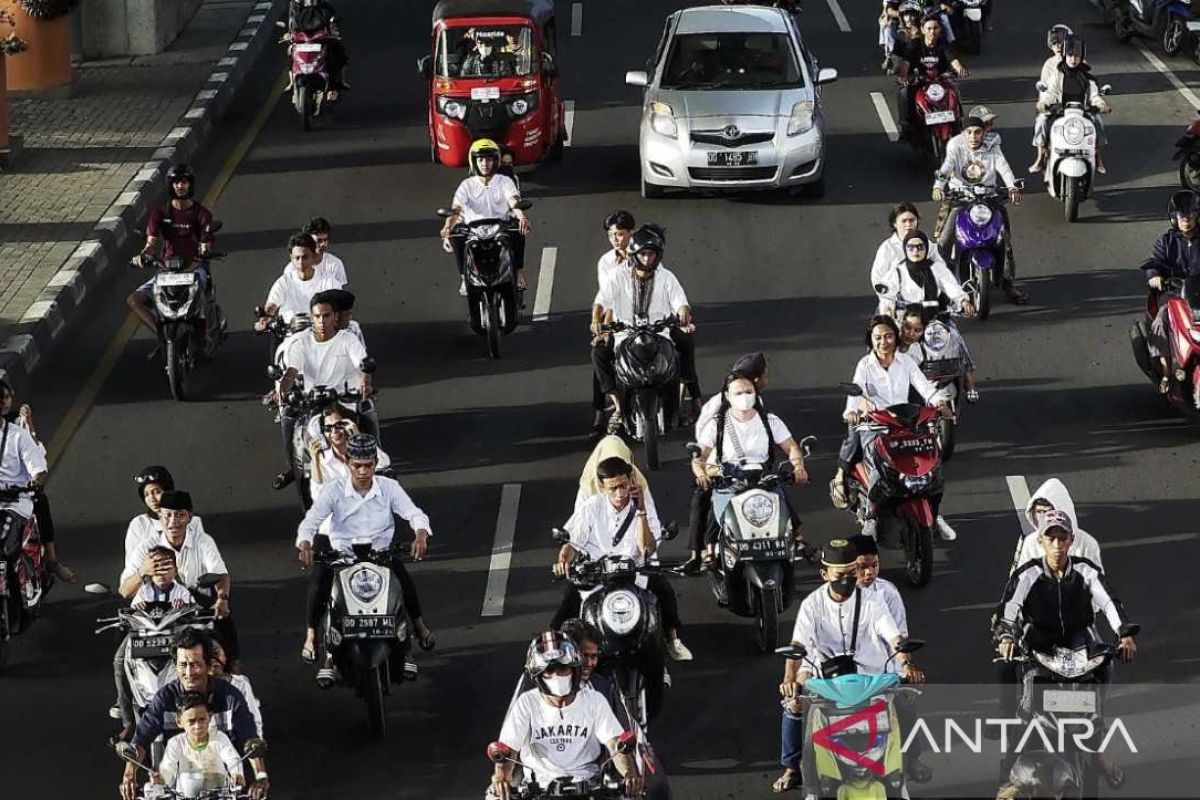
[403,660,419,680]
[108,705,123,720]
[606,410,624,435]
[936,515,958,542]
[458,277,467,297]
[666,638,693,662]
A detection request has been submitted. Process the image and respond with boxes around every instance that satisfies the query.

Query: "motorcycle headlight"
[924,320,950,352]
[348,566,384,603]
[740,494,775,527]
[649,101,678,138]
[925,83,946,103]
[961,0,983,6]
[1062,118,1089,146]
[787,100,814,136]
[438,96,467,120]
[968,203,993,226]
[903,474,931,490]
[601,589,641,635]
[473,223,502,238]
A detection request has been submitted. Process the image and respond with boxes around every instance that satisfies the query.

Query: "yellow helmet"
[468,138,502,175]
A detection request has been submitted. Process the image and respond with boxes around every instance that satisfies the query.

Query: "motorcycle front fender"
[345,639,393,675]
[1188,20,1200,34]
[1057,157,1089,178]
[158,320,193,345]
[969,248,995,272]
[899,497,935,528]
[742,560,788,611]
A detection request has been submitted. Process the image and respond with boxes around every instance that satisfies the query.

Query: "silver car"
[625,5,837,198]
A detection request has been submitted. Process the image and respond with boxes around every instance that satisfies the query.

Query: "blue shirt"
[133,677,257,750]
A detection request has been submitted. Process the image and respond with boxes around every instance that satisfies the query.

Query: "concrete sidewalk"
[0,0,285,386]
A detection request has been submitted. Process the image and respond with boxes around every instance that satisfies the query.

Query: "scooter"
[551,528,678,727]
[116,736,266,800]
[486,735,638,799]
[1109,0,1196,57]
[907,68,963,164]
[776,639,925,800]
[840,385,944,588]
[1174,109,1200,191]
[315,542,415,739]
[693,451,815,654]
[1129,276,1200,419]
[0,487,52,673]
[437,202,532,360]
[1037,84,1113,223]
[946,0,990,54]
[276,20,338,131]
[601,316,683,471]
[940,179,1019,320]
[915,316,967,462]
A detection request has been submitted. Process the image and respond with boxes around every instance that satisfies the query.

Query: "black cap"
[731,352,767,381]
[848,534,879,557]
[159,490,193,512]
[822,538,857,568]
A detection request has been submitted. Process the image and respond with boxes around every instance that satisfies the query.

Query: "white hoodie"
[1015,478,1103,570]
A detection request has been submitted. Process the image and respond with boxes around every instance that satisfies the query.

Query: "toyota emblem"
[723,125,740,139]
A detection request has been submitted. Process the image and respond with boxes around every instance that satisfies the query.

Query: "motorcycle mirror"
[542,53,557,76]
[195,573,223,589]
[417,55,432,79]
[774,644,808,660]
[253,305,265,317]
[1013,178,1026,191]
[114,742,149,771]
[615,731,637,754]
[895,637,926,654]
[873,283,889,295]
[436,208,455,219]
[266,365,284,382]
[514,199,533,211]
[242,738,268,759]
[685,442,703,458]
[207,220,223,234]
[551,527,571,544]
[360,356,377,375]
[840,382,864,397]
[662,521,679,542]
[487,741,514,764]
[1035,81,1047,93]
[1100,83,1112,95]
[84,582,112,596]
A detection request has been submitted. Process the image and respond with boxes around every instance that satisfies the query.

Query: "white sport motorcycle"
[1038,84,1112,223]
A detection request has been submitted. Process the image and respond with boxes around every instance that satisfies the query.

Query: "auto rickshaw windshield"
[437,25,535,78]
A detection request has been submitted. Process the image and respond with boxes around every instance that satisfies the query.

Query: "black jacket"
[1143,228,1200,281]
[999,556,1133,652]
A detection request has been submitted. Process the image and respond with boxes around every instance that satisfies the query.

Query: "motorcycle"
[551,528,678,727]
[939,179,1020,320]
[276,20,338,131]
[0,486,52,673]
[691,449,815,654]
[776,639,925,800]
[880,2,923,75]
[486,734,638,799]
[436,201,532,360]
[314,542,414,739]
[1129,276,1200,418]
[1108,0,1196,57]
[1174,110,1200,191]
[907,68,963,164]
[946,0,989,53]
[840,385,944,588]
[1037,85,1113,223]
[253,305,310,368]
[131,243,227,402]
[601,316,683,471]
[116,736,266,800]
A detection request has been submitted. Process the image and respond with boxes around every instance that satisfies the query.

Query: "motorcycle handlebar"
[599,314,680,334]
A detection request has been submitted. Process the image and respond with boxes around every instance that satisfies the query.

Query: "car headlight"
[740,494,776,527]
[601,589,641,635]
[925,83,946,103]
[961,0,983,6]
[649,101,678,138]
[1062,118,1090,146]
[968,203,993,226]
[348,566,384,603]
[787,100,814,136]
[437,96,467,120]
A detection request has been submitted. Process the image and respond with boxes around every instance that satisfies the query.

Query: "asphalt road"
[4,1,1200,798]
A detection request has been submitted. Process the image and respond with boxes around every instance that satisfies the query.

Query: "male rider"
[590,224,699,433]
[128,164,217,335]
[255,233,343,331]
[119,628,267,800]
[552,457,693,662]
[1142,190,1200,393]
[590,210,637,436]
[774,539,927,793]
[440,139,532,299]
[489,632,642,800]
[286,0,348,99]
[932,116,1026,303]
[895,16,969,142]
[302,216,348,285]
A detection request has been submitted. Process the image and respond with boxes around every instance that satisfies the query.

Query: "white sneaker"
[936,515,957,541]
[108,705,123,720]
[666,638,693,662]
[458,277,467,297]
[862,518,878,539]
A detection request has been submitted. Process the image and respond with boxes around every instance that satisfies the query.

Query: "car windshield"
[437,25,535,78]
[660,32,803,90]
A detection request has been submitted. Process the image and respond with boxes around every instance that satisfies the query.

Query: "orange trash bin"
[0,1,71,93]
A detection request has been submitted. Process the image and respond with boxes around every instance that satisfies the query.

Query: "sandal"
[300,642,317,664]
[48,561,76,583]
[771,770,801,793]
[315,667,336,688]
[418,630,436,651]
[829,477,849,510]
[1160,376,1171,395]
[1102,764,1125,790]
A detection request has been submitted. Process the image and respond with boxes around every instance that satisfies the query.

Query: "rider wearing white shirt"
[870,203,949,293]
[302,216,349,285]
[255,234,343,330]
[589,210,637,434]
[0,416,47,520]
[876,230,972,317]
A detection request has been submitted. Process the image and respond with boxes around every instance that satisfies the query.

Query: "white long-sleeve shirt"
[790,585,902,675]
[296,475,432,552]
[936,135,1018,190]
[563,491,662,566]
[880,259,968,308]
[870,233,950,289]
[845,351,945,415]
[0,421,47,518]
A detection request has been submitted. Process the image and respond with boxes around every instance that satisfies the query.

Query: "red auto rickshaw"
[418,0,566,168]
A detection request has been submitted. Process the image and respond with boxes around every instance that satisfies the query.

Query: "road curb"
[0,0,286,391]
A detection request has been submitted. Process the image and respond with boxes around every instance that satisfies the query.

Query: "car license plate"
[342,615,396,639]
[157,272,195,287]
[294,43,323,53]
[131,634,173,659]
[924,110,956,125]
[707,151,759,167]
[889,435,936,455]
[737,539,790,561]
[470,86,501,102]
[1043,689,1096,714]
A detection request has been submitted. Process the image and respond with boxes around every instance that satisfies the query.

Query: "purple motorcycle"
[941,180,1020,321]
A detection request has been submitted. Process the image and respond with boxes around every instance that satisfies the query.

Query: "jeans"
[550,575,682,631]
[1149,303,1171,360]
[113,634,134,727]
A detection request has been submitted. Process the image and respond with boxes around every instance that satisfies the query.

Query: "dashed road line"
[481,483,523,617]
[870,92,898,142]
[571,2,583,36]
[1134,42,1200,111]
[532,247,557,322]
[826,0,852,32]
[564,100,576,147]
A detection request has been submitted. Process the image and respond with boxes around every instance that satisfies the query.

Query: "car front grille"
[688,166,777,181]
[690,130,775,148]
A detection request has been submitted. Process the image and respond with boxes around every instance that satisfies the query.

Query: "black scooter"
[602,316,682,471]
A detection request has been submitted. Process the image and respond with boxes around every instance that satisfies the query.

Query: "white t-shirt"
[453,174,520,223]
[596,248,628,287]
[121,528,228,588]
[698,411,791,465]
[562,492,662,565]
[124,514,208,562]
[594,265,689,330]
[790,585,901,676]
[499,687,624,785]
[320,251,347,285]
[158,730,242,791]
[845,351,944,415]
[282,330,368,390]
[132,581,193,608]
[266,268,344,322]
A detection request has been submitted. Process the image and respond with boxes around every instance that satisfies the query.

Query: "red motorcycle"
[0,486,53,672]
[1174,110,1200,192]
[908,68,963,164]
[277,21,335,131]
[841,387,943,587]
[1130,276,1200,417]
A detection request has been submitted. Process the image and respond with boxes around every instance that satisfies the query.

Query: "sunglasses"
[323,421,352,432]
[905,243,927,251]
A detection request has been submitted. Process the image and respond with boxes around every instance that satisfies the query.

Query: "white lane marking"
[1005,476,1033,534]
[564,100,576,147]
[571,2,583,36]
[1135,41,1200,112]
[826,0,852,32]
[941,601,997,612]
[481,483,522,617]
[532,247,557,322]
[1105,532,1198,549]
[870,92,898,142]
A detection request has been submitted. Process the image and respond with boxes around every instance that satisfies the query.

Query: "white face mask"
[727,391,756,411]
[542,673,574,697]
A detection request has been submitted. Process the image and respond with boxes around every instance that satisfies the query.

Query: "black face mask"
[830,575,857,598]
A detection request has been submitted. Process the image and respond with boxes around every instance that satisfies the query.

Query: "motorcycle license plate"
[924,110,956,125]
[294,43,323,53]
[342,615,396,639]
[707,151,759,167]
[1042,689,1096,714]
[888,435,936,454]
[130,634,173,659]
[470,86,501,102]
[736,539,790,561]
[157,272,195,287]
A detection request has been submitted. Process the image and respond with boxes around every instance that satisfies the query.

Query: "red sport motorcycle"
[907,68,963,164]
[1175,110,1200,192]
[0,486,53,672]
[1130,276,1200,418]
[840,386,943,587]
[277,21,336,131]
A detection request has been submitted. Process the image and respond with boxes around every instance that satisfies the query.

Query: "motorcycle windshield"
[808,673,900,708]
[614,332,678,388]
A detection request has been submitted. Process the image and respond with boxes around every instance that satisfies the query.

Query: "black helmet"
[134,465,175,500]
[629,224,666,260]
[1046,24,1073,49]
[1169,189,1200,222]
[166,163,196,199]
[1061,34,1086,59]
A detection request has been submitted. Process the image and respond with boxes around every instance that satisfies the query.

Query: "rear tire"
[364,665,386,739]
[1114,12,1133,42]
[641,173,666,199]
[1064,175,1080,223]
[928,134,944,166]
[484,292,502,359]
[1165,17,1187,56]
[548,128,565,162]
[754,588,781,654]
[904,517,934,587]
[165,339,186,401]
[937,416,956,462]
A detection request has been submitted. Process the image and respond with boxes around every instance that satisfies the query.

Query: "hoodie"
[1016,478,1103,570]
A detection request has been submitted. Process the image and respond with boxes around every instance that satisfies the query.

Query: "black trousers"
[592,331,700,399]
[304,538,424,629]
[550,575,682,631]
[450,231,527,278]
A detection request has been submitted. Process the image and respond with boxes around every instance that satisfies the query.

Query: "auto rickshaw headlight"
[437,96,467,120]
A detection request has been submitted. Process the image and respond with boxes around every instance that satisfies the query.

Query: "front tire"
[1064,175,1081,222]
[548,128,565,162]
[904,517,935,587]
[937,416,956,462]
[484,292,502,359]
[297,85,312,131]
[973,260,992,321]
[1114,12,1133,42]
[964,19,984,54]
[165,339,186,401]
[1165,16,1187,56]
[754,588,782,654]
[364,665,386,739]
[642,399,660,471]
